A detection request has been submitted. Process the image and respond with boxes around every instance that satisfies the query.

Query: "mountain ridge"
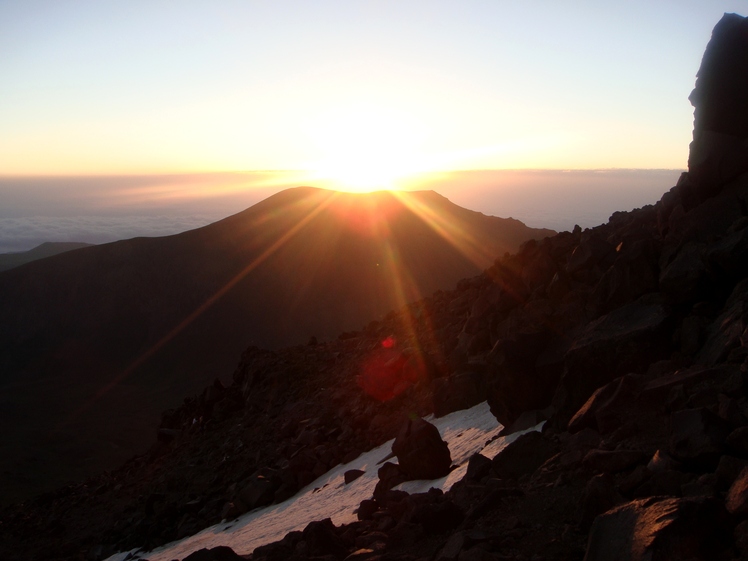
[0,186,553,504]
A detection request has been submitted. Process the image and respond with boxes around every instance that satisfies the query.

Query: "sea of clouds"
[0,169,683,254]
[0,215,222,253]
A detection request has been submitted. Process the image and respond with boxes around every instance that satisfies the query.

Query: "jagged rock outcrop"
[689,13,748,199]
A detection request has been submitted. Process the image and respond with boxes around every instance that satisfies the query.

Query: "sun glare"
[304,105,430,192]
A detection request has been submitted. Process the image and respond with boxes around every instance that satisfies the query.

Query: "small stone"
[344,469,365,484]
[465,453,492,482]
[357,499,379,521]
[726,466,748,515]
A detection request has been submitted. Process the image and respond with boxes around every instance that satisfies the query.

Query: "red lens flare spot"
[356,343,427,402]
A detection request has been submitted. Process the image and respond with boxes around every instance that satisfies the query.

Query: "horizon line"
[0,167,687,179]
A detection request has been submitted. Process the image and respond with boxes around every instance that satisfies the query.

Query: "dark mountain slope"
[0,187,553,504]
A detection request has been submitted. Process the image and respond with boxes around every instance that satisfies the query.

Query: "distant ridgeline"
[0,242,92,272]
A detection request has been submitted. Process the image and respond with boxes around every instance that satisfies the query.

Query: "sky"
[0,1,745,251]
[2,1,745,177]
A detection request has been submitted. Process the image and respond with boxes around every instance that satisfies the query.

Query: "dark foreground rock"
[392,418,452,480]
[585,497,731,561]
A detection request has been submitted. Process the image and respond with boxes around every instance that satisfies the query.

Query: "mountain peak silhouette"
[0,186,553,502]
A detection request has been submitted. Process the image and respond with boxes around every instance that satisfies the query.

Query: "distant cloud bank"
[0,169,683,253]
[0,214,220,253]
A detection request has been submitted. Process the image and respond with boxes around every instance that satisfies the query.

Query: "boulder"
[433,371,486,418]
[238,476,278,511]
[716,455,748,489]
[356,499,379,521]
[728,426,748,455]
[373,461,407,499]
[584,497,731,561]
[344,469,365,484]
[302,518,347,558]
[669,407,731,469]
[566,235,615,281]
[403,491,465,535]
[663,180,747,262]
[647,450,680,473]
[735,520,748,560]
[552,296,671,426]
[688,13,748,196]
[251,531,303,561]
[392,418,452,480]
[464,453,492,482]
[435,532,467,561]
[697,278,748,365]
[580,474,623,530]
[633,470,693,499]
[485,329,565,426]
[497,408,550,436]
[658,242,708,304]
[641,364,728,404]
[183,546,246,561]
[726,466,748,515]
[706,221,748,280]
[589,238,659,314]
[491,431,558,479]
[568,374,641,435]
[582,449,647,474]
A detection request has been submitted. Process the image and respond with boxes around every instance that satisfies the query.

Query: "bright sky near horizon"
[1,1,746,182]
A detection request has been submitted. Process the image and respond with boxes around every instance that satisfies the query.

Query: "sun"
[304,104,430,192]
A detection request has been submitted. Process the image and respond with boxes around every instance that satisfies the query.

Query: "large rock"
[551,296,671,426]
[589,238,659,314]
[698,278,748,365]
[238,475,278,511]
[658,242,708,304]
[706,219,748,280]
[566,235,616,282]
[183,546,246,561]
[302,518,347,558]
[485,329,567,427]
[688,13,748,197]
[582,449,647,474]
[392,418,452,480]
[669,407,731,470]
[726,466,748,515]
[491,431,558,479]
[432,370,486,418]
[568,373,642,435]
[402,491,465,535]
[584,497,731,561]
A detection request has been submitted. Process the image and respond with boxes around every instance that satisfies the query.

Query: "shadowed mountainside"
[0,187,553,504]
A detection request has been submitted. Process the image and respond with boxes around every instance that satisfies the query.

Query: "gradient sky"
[1,1,745,180]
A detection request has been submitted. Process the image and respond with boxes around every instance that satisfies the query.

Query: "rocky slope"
[0,188,552,505]
[3,11,748,561]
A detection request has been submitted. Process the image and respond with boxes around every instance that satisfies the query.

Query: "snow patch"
[107,401,541,561]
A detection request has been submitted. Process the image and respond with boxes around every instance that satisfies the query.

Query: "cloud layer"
[0,169,683,254]
[0,214,219,253]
